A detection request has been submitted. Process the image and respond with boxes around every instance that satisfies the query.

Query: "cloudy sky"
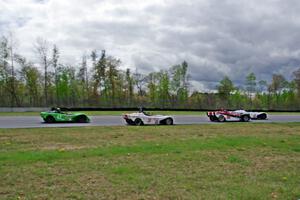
[1,0,300,91]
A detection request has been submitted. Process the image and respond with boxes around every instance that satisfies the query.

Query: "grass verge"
[0,123,300,199]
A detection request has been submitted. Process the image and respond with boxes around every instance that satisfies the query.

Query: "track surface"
[1,115,300,128]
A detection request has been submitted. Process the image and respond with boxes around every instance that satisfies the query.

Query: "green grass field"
[1,123,299,199]
[0,110,300,116]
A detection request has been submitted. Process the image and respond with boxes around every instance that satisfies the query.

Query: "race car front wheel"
[257,113,267,120]
[77,115,88,123]
[125,119,135,125]
[165,118,173,125]
[45,116,55,123]
[134,118,144,126]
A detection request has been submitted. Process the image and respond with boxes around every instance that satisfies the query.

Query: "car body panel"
[234,110,268,119]
[40,111,90,123]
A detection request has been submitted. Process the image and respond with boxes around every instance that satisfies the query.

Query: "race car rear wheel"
[257,113,267,120]
[241,115,250,122]
[218,115,226,122]
[45,116,55,123]
[125,119,135,125]
[134,118,144,126]
[165,118,173,125]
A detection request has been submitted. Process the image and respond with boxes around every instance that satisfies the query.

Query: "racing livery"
[207,110,251,122]
[123,111,174,125]
[40,108,90,123]
[234,110,267,120]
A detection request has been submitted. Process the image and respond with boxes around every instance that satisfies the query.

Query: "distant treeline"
[1,35,300,110]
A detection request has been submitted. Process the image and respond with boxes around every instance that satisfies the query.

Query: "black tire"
[77,115,88,123]
[258,113,267,120]
[241,115,250,122]
[218,115,226,122]
[165,118,173,125]
[45,116,55,123]
[125,119,135,125]
[209,116,215,122]
[134,118,144,126]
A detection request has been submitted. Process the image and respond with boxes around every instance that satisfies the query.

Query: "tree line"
[1,35,300,110]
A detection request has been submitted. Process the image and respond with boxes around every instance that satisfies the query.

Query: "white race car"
[123,111,174,125]
[234,110,268,120]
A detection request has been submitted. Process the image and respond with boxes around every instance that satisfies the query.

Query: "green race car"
[40,108,90,123]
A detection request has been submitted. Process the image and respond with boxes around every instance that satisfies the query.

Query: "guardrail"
[0,107,49,112]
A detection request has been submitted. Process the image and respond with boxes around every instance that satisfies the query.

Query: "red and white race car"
[207,110,251,122]
[123,111,174,126]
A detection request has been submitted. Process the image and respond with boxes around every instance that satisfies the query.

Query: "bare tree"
[92,50,106,97]
[0,36,10,106]
[77,54,89,104]
[268,74,287,95]
[52,44,59,104]
[7,33,20,106]
[35,38,50,105]
[78,54,88,87]
[133,69,147,96]
[293,68,300,99]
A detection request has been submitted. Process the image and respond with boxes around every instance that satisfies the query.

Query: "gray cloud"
[1,0,300,90]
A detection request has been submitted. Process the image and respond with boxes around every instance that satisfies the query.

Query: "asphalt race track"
[1,115,300,128]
